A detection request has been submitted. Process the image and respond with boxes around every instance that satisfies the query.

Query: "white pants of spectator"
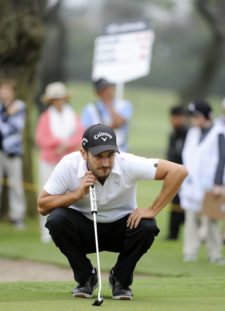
[198,215,208,242]
[220,220,225,244]
[39,160,55,243]
[218,186,225,243]
[0,151,26,222]
[183,209,223,262]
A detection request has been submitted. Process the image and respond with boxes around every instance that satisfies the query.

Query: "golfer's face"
[87,150,115,179]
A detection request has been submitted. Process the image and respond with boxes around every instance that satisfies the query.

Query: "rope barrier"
[0,178,38,193]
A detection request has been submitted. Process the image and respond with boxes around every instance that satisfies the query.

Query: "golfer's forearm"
[150,165,188,216]
[37,190,82,216]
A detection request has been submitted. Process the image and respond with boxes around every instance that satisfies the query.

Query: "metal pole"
[115,82,124,101]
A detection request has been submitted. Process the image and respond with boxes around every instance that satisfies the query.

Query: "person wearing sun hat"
[35,81,84,242]
[41,82,69,102]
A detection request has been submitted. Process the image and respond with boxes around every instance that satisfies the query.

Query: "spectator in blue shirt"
[81,78,133,152]
[0,80,26,229]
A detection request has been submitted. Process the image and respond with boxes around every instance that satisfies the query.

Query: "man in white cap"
[37,123,187,300]
[180,100,225,264]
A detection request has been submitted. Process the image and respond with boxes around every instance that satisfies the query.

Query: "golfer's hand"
[127,208,155,229]
[78,171,97,198]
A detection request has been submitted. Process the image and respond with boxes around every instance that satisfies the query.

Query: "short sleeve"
[123,153,159,181]
[116,100,133,121]
[44,159,70,194]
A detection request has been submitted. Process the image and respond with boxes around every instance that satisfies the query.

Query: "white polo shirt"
[44,151,158,223]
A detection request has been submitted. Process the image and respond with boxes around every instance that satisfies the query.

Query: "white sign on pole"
[92,20,155,84]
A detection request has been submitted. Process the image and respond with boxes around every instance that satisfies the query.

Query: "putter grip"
[89,185,97,213]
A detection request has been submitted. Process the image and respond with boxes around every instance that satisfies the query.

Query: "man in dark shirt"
[166,105,188,240]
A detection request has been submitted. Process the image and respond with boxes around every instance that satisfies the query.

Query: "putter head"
[92,298,103,306]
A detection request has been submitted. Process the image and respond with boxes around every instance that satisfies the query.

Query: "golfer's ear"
[80,147,88,160]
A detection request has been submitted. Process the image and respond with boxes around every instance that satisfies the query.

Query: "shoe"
[72,268,98,298]
[41,234,52,243]
[109,270,133,300]
[209,257,225,266]
[10,220,26,231]
[183,255,197,262]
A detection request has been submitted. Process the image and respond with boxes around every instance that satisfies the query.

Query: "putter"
[89,185,104,306]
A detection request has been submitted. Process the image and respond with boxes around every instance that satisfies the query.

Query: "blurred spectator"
[35,82,84,242]
[166,105,188,240]
[216,98,225,127]
[180,100,225,264]
[81,78,133,152]
[215,98,225,243]
[0,80,26,230]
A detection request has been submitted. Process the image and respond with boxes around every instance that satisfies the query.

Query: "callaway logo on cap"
[82,124,120,155]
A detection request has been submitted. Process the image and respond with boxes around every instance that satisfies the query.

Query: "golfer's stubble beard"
[87,161,112,183]
[93,166,111,180]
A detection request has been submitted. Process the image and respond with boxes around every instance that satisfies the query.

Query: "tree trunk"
[0,0,47,217]
[36,0,66,110]
[180,0,225,103]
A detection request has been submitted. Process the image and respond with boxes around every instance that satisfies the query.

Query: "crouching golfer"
[37,124,188,300]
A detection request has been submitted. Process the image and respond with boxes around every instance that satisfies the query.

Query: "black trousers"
[167,204,185,240]
[46,208,159,286]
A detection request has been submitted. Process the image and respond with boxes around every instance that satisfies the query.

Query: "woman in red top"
[36,82,84,242]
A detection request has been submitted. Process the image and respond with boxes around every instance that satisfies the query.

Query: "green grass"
[1,191,225,310]
[0,214,224,278]
[1,84,225,310]
[0,278,225,311]
[0,205,225,310]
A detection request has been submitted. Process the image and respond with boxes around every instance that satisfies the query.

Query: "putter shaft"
[89,186,103,305]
